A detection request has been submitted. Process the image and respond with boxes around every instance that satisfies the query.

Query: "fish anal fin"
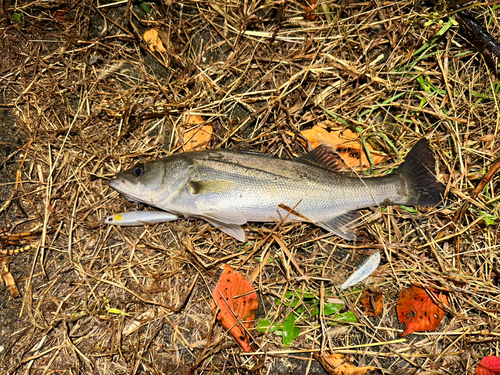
[203,217,246,242]
[318,211,361,241]
[298,145,346,172]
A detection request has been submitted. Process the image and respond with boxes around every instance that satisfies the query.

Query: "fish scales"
[186,154,406,221]
[109,139,445,241]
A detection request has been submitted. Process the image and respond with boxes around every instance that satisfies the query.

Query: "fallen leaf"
[301,125,385,170]
[284,130,308,148]
[211,264,259,352]
[53,10,67,19]
[303,5,317,21]
[123,309,156,336]
[183,113,205,125]
[476,356,500,375]
[360,289,383,317]
[143,29,167,53]
[478,134,497,143]
[314,352,375,375]
[302,0,318,20]
[181,126,213,151]
[178,114,213,152]
[396,285,449,336]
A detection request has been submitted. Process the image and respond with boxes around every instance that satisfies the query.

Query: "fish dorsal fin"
[318,211,360,240]
[203,217,246,242]
[298,145,346,172]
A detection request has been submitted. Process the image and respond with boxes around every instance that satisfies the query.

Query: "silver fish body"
[109,139,445,241]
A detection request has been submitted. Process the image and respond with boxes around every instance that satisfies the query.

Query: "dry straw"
[0,0,499,374]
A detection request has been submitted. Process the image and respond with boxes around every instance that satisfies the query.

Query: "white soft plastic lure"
[105,211,179,226]
[340,252,381,290]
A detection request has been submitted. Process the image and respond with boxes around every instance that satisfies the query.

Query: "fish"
[105,211,179,226]
[109,138,445,242]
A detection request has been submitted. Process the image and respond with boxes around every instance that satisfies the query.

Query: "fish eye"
[134,165,144,176]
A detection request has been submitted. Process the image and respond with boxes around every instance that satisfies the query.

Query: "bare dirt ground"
[0,1,499,374]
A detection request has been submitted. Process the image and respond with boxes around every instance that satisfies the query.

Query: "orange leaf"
[301,125,385,170]
[211,264,259,352]
[314,352,376,375]
[143,29,167,53]
[184,114,205,125]
[303,5,317,21]
[396,285,449,336]
[476,356,500,375]
[178,114,213,152]
[181,125,213,151]
[360,290,383,317]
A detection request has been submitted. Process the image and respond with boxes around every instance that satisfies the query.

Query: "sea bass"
[109,139,445,242]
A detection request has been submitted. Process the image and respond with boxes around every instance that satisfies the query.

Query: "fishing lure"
[105,211,179,226]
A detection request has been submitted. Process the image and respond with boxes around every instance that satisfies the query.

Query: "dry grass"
[0,0,499,374]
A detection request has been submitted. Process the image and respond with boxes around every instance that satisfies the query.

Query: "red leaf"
[476,356,500,375]
[211,264,259,352]
[396,285,449,336]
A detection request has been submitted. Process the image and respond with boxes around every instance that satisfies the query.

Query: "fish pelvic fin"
[396,139,446,206]
[318,211,360,241]
[203,212,247,225]
[199,212,247,242]
[203,217,246,242]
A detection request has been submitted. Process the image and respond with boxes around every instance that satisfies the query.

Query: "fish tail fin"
[396,139,445,206]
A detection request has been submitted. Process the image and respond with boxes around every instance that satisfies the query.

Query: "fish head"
[109,158,187,205]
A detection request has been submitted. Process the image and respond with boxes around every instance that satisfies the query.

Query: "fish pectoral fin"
[318,211,361,241]
[203,218,246,242]
[189,180,237,195]
[203,212,247,225]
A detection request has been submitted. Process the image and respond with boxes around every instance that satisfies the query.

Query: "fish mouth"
[108,178,120,190]
[109,178,144,204]
[108,178,131,197]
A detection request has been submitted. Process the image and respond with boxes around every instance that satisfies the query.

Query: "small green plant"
[399,205,419,213]
[138,0,151,15]
[257,291,358,346]
[256,313,300,346]
[12,12,24,26]
[103,296,129,316]
[473,208,500,226]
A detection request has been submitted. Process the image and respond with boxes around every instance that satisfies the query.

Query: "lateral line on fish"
[199,160,293,180]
